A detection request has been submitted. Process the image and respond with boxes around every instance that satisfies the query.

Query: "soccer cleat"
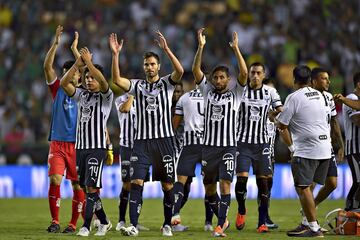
[47,222,60,233]
[161,224,173,236]
[62,224,76,233]
[94,220,112,236]
[222,218,230,232]
[171,214,181,225]
[257,224,269,233]
[235,212,246,230]
[77,227,90,237]
[136,223,150,231]
[204,222,214,232]
[319,227,328,233]
[116,221,126,231]
[293,229,324,237]
[265,218,279,229]
[93,219,101,230]
[172,224,189,232]
[212,225,227,237]
[287,224,310,236]
[120,225,139,236]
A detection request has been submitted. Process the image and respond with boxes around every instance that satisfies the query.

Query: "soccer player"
[310,68,344,209]
[342,72,360,210]
[109,31,184,237]
[61,47,114,237]
[171,81,215,232]
[43,25,85,234]
[334,92,360,110]
[235,63,283,233]
[192,28,247,237]
[275,65,331,237]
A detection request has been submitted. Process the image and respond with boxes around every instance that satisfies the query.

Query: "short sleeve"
[72,87,85,102]
[175,94,185,116]
[47,78,60,99]
[277,94,296,125]
[115,94,128,110]
[270,87,283,108]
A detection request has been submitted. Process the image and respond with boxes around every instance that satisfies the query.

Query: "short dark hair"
[249,62,265,72]
[84,64,104,75]
[143,51,160,63]
[354,72,360,87]
[311,67,328,80]
[211,65,230,77]
[293,65,311,84]
[62,60,75,71]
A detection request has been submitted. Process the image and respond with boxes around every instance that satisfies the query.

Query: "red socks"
[69,189,85,228]
[48,184,61,224]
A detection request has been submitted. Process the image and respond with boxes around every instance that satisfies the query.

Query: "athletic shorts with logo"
[177,144,203,177]
[48,141,77,181]
[130,137,176,183]
[236,142,272,176]
[202,145,236,184]
[76,149,106,188]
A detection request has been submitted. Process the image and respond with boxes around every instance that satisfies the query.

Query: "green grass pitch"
[0,198,357,239]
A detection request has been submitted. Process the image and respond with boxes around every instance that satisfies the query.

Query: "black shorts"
[177,144,202,177]
[291,157,330,187]
[131,138,176,183]
[327,154,338,177]
[76,149,106,188]
[202,145,236,185]
[119,146,132,182]
[236,142,272,176]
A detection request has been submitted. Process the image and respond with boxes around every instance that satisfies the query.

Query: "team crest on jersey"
[211,105,224,121]
[250,106,261,121]
[80,92,95,122]
[146,96,158,112]
[64,98,75,110]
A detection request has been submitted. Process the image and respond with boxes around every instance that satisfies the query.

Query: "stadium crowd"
[0,0,359,164]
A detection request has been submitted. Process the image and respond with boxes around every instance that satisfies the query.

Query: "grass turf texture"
[0,199,356,239]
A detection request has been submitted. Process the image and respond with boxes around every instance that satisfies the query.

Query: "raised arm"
[192,28,206,84]
[119,95,134,113]
[109,33,131,92]
[71,31,81,59]
[43,25,63,83]
[155,30,184,83]
[60,57,84,96]
[80,47,109,93]
[229,31,248,86]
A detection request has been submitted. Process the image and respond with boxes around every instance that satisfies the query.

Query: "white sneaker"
[204,223,213,231]
[172,224,188,232]
[94,220,112,236]
[116,221,126,231]
[136,224,150,231]
[161,225,173,236]
[171,214,181,225]
[77,227,90,237]
[120,225,139,236]
[93,219,101,230]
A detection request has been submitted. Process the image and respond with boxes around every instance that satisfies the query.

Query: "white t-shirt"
[277,86,331,159]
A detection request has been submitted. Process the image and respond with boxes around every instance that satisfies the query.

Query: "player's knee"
[122,182,131,191]
[49,174,62,185]
[71,181,82,190]
[327,179,337,190]
[205,184,217,196]
[161,182,173,191]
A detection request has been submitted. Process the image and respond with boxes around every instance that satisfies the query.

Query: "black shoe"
[265,218,279,229]
[47,222,60,233]
[287,224,309,236]
[62,225,76,233]
[291,229,324,238]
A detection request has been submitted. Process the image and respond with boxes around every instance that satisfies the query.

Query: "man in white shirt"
[275,65,332,238]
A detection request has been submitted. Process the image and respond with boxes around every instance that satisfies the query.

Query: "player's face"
[212,70,230,92]
[313,72,330,92]
[173,85,184,102]
[143,57,160,78]
[85,72,100,92]
[249,66,265,86]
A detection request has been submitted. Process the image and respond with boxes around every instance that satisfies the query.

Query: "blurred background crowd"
[0,0,359,164]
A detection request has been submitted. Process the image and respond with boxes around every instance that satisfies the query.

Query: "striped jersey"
[198,76,244,147]
[114,93,136,148]
[277,87,331,159]
[175,88,204,146]
[343,93,360,156]
[237,84,282,144]
[72,87,113,149]
[267,107,276,158]
[128,74,175,139]
[47,78,77,142]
